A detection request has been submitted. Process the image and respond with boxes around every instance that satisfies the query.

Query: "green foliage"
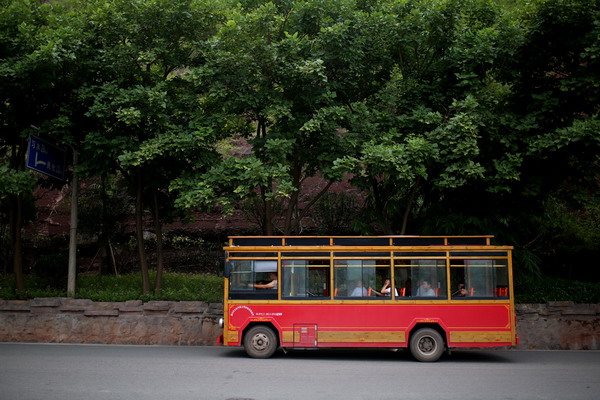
[0,166,36,200]
[172,154,294,215]
[0,272,223,303]
[2,0,599,295]
[2,271,599,304]
[515,275,600,304]
[76,272,223,303]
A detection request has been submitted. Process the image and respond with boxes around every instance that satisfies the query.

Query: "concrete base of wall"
[1,299,598,350]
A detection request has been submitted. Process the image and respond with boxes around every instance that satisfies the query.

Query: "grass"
[2,272,599,304]
[0,271,223,303]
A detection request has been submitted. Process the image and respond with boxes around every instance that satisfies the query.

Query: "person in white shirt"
[416,280,435,296]
[350,280,369,296]
[372,279,398,296]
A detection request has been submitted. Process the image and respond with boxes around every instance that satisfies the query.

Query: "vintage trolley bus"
[220,236,518,362]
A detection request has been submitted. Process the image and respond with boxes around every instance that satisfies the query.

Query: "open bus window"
[450,259,509,299]
[282,259,330,299]
[394,259,447,298]
[229,260,278,299]
[334,259,391,299]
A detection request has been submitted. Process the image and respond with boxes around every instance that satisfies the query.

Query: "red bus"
[220,236,518,362]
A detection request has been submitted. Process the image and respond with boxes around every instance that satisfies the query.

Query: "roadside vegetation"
[2,272,600,304]
[0,272,223,303]
[2,0,599,302]
[515,276,600,305]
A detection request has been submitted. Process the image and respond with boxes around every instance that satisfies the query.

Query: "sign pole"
[67,149,78,297]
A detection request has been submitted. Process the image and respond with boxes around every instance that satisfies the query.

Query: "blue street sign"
[26,135,67,180]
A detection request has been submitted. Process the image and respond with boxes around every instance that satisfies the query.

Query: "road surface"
[1,343,598,400]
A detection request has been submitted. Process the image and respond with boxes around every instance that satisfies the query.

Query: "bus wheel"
[244,326,277,359]
[409,328,444,362]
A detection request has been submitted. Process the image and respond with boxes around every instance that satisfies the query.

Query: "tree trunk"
[135,167,151,295]
[100,173,109,274]
[8,141,26,293]
[371,178,393,234]
[294,179,334,234]
[67,149,78,297]
[11,194,25,293]
[262,185,274,235]
[1,222,7,275]
[283,163,302,235]
[400,179,421,235]
[152,190,164,292]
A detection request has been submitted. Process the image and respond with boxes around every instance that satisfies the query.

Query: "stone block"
[84,309,119,317]
[30,307,60,314]
[207,303,223,315]
[173,302,205,314]
[0,301,31,312]
[123,300,143,307]
[548,301,574,308]
[116,301,143,313]
[562,304,597,316]
[31,298,64,308]
[516,304,545,315]
[143,301,172,312]
[60,299,94,312]
[117,307,143,314]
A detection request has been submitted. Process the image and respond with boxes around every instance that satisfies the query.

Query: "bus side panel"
[225,302,515,348]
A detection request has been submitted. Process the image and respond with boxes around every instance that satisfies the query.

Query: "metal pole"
[67,149,78,297]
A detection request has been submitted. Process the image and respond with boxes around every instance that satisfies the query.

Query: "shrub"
[515,275,600,304]
[2,272,599,304]
[0,272,223,303]
[31,254,68,289]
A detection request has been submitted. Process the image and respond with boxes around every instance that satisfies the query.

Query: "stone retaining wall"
[515,302,600,350]
[0,298,223,345]
[1,299,598,349]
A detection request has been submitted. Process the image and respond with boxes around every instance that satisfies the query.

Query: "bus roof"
[225,235,513,249]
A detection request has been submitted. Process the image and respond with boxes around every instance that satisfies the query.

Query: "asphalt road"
[1,343,598,400]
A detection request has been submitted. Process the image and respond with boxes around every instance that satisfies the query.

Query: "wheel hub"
[251,333,270,351]
[418,337,435,353]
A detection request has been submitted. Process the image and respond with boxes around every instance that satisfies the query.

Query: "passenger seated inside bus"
[452,282,467,297]
[371,279,398,296]
[249,272,278,290]
[350,280,369,296]
[416,280,436,296]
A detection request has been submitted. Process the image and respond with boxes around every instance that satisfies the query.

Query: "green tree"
[175,0,399,234]
[0,0,86,292]
[77,0,225,293]
[329,0,523,234]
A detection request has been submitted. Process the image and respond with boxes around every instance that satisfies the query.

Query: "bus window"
[450,259,509,298]
[229,260,278,299]
[282,259,330,299]
[395,259,447,298]
[394,260,412,297]
[334,259,390,298]
[370,260,393,298]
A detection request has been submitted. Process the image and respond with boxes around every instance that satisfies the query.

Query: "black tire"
[243,326,278,359]
[409,328,445,362]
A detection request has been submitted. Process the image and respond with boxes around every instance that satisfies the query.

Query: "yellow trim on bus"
[450,331,514,343]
